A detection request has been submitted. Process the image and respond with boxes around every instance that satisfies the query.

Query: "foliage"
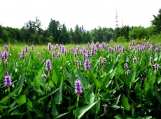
[151,9,161,34]
[0,41,161,118]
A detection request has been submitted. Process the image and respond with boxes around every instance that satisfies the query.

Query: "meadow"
[0,40,161,119]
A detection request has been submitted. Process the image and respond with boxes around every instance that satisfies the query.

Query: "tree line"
[0,9,161,44]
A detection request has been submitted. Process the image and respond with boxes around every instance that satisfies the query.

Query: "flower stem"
[75,94,80,119]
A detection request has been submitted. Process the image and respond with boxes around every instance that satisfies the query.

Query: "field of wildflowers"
[0,40,161,119]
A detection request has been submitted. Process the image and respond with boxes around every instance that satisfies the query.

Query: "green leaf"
[91,95,100,114]
[38,88,59,103]
[76,69,91,89]
[12,74,25,97]
[73,100,99,119]
[122,95,131,111]
[33,108,44,117]
[85,87,95,104]
[27,99,33,111]
[55,112,70,119]
[101,67,117,88]
[114,114,123,119]
[89,71,101,88]
[156,91,161,104]
[16,95,26,105]
[126,69,136,85]
[11,109,21,115]
[51,96,58,116]
[0,103,8,109]
[54,84,63,104]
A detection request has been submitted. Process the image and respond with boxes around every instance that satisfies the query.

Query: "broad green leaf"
[51,96,58,116]
[11,109,21,115]
[0,103,8,109]
[54,84,63,104]
[38,88,59,103]
[126,69,136,85]
[156,91,161,104]
[27,99,33,111]
[73,100,99,119]
[12,74,25,97]
[101,67,117,88]
[91,95,100,114]
[148,73,156,85]
[122,95,131,111]
[55,112,70,119]
[66,71,76,87]
[76,69,91,89]
[89,71,101,88]
[33,108,44,117]
[52,70,59,86]
[114,114,123,119]
[16,95,26,105]
[85,87,95,104]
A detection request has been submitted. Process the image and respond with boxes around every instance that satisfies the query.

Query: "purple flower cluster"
[38,52,41,57]
[75,80,83,94]
[2,51,8,59]
[100,57,106,65]
[133,57,137,63]
[32,45,34,50]
[4,73,12,86]
[4,45,8,51]
[48,43,52,50]
[46,60,52,71]
[76,60,81,69]
[124,63,128,69]
[42,73,47,78]
[154,64,159,70]
[126,69,130,75]
[52,51,55,58]
[20,50,25,59]
[84,59,90,70]
[25,46,28,52]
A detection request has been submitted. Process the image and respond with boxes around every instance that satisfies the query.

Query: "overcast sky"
[0,0,161,30]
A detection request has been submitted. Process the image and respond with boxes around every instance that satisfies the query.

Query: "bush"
[117,36,127,42]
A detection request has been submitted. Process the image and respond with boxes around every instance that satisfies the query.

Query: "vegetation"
[0,40,161,118]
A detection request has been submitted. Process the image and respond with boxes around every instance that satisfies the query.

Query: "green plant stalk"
[8,86,10,116]
[75,94,80,119]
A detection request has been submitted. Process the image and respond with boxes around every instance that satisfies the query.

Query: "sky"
[0,0,161,31]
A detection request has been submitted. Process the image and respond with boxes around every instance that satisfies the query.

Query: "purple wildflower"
[84,59,90,70]
[75,80,83,94]
[52,51,55,58]
[96,42,100,48]
[131,40,136,46]
[124,63,128,69]
[133,57,137,63]
[4,74,12,87]
[38,52,41,57]
[58,52,61,57]
[46,60,52,71]
[42,73,47,78]
[25,46,28,52]
[154,64,159,70]
[48,43,52,50]
[2,51,8,59]
[21,50,25,59]
[32,45,34,50]
[76,60,81,69]
[4,45,8,51]
[117,54,120,59]
[126,69,130,75]
[55,44,58,49]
